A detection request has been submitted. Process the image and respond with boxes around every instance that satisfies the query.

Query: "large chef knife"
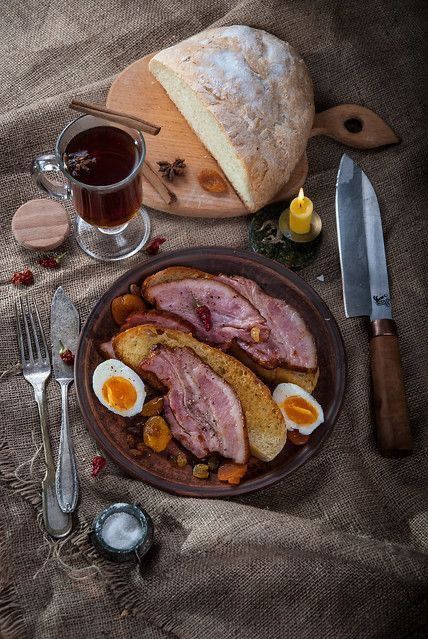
[51,286,80,512]
[336,154,412,456]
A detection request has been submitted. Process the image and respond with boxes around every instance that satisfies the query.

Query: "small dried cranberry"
[11,268,34,286]
[195,304,212,331]
[91,454,106,477]
[38,253,65,269]
[146,237,166,255]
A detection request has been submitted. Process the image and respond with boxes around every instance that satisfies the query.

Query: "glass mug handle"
[31,153,71,201]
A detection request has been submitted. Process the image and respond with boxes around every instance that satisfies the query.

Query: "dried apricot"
[193,464,210,479]
[217,463,247,485]
[141,396,164,417]
[143,416,171,452]
[198,169,228,193]
[111,294,146,325]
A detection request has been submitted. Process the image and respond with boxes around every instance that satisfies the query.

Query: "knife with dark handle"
[336,154,412,456]
[370,319,411,454]
[51,287,80,512]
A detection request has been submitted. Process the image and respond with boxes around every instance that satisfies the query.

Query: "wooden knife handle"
[311,104,401,149]
[370,319,412,456]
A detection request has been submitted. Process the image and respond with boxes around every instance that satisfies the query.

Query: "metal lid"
[278,208,322,244]
[90,502,154,564]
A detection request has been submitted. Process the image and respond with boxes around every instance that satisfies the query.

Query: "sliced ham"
[216,274,317,372]
[144,278,269,348]
[121,309,194,333]
[97,310,194,360]
[139,346,249,463]
[98,339,116,359]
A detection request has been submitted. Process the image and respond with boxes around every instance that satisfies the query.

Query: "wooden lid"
[12,199,71,250]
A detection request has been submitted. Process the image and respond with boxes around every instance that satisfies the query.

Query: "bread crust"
[149,25,314,212]
[229,343,319,393]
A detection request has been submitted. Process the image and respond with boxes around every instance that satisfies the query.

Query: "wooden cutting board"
[107,53,400,218]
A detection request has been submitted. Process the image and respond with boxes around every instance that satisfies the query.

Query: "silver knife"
[336,154,412,456]
[51,286,80,512]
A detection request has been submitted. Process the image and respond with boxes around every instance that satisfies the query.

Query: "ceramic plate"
[75,247,346,497]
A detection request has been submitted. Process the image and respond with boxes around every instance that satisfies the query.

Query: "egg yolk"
[102,376,137,411]
[280,395,318,425]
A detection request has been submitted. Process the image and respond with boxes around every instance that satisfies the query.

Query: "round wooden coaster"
[12,199,71,251]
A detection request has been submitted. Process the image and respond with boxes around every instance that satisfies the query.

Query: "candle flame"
[298,187,305,201]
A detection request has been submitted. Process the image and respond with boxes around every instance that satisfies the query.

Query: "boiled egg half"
[272,383,324,435]
[93,359,146,417]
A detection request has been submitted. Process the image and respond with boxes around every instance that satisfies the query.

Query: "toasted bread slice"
[113,325,286,462]
[229,344,319,393]
[142,266,211,293]
[143,266,319,393]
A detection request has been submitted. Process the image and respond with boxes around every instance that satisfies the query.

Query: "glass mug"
[32,115,150,261]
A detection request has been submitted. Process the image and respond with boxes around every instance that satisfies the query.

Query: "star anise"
[64,150,96,178]
[157,158,186,182]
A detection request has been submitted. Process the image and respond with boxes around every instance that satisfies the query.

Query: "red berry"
[38,252,66,269]
[91,454,107,477]
[60,349,75,365]
[195,304,212,331]
[38,256,59,269]
[146,237,166,255]
[11,268,34,286]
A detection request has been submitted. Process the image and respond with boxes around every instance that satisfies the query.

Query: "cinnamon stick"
[142,162,177,205]
[69,99,161,136]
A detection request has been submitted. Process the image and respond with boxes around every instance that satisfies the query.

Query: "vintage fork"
[15,297,72,538]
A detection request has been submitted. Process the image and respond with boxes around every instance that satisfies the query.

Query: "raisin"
[193,464,210,479]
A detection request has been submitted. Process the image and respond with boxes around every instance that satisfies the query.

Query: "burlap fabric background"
[0,1,427,637]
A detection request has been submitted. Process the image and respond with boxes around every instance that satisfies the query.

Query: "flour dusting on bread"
[149,26,314,211]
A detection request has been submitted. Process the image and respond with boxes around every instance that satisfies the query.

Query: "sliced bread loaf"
[149,26,314,212]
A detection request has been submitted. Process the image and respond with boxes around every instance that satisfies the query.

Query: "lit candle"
[289,188,313,234]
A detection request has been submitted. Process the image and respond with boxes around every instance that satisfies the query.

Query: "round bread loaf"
[12,199,71,250]
[149,26,314,212]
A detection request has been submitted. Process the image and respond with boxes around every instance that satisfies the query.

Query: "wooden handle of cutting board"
[311,104,400,149]
[370,320,412,456]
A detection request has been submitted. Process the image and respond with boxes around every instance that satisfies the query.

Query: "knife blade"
[336,154,412,456]
[51,286,80,512]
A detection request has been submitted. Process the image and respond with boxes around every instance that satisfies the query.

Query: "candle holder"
[278,206,323,270]
[249,201,322,270]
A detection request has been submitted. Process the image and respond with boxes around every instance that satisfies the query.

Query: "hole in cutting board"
[344,118,363,134]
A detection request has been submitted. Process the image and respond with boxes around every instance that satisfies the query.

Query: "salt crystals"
[101,512,144,550]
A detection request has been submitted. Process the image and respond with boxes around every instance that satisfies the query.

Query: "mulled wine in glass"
[32,115,150,261]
